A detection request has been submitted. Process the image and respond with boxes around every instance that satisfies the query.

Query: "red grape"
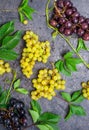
[77,28,85,36]
[79,16,85,23]
[66,8,73,16]
[50,19,58,27]
[65,21,72,28]
[82,33,89,41]
[58,17,66,24]
[81,22,88,30]
[64,28,72,36]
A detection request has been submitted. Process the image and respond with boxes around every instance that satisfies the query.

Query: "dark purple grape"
[20,116,28,127]
[64,28,72,36]
[62,13,66,18]
[9,98,17,106]
[85,18,89,24]
[57,0,64,8]
[19,109,25,116]
[56,24,61,28]
[65,21,72,28]
[49,19,58,27]
[66,8,73,16]
[77,28,85,36]
[58,17,66,24]
[81,22,88,30]
[72,12,80,17]
[79,16,85,23]
[59,26,65,33]
[64,0,73,7]
[0,115,3,124]
[82,33,89,41]
[72,17,78,23]
[12,115,19,123]
[72,7,77,12]
[4,118,11,126]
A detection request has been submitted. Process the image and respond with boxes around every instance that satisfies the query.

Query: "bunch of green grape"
[20,31,51,78]
[82,81,89,100]
[0,60,11,75]
[31,68,66,100]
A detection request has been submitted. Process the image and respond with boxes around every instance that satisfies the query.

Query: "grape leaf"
[18,0,35,23]
[65,60,77,72]
[0,49,18,61]
[38,112,61,124]
[31,100,41,115]
[14,79,21,89]
[70,105,86,116]
[29,110,39,123]
[15,88,28,95]
[1,31,22,50]
[64,51,73,59]
[71,95,84,104]
[71,90,81,101]
[37,125,49,130]
[76,38,89,52]
[61,92,71,102]
[0,21,14,41]
[65,108,72,121]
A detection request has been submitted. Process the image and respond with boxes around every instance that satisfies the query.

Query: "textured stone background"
[0,0,89,130]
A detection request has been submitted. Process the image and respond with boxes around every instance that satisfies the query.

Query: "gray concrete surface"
[0,0,89,130]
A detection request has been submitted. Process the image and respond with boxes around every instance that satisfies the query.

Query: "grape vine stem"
[46,0,89,69]
[5,70,17,104]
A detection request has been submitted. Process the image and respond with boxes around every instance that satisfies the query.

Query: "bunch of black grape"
[50,0,89,41]
[0,98,28,130]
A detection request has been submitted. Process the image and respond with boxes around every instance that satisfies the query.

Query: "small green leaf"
[70,105,86,116]
[1,31,22,50]
[55,60,62,71]
[61,92,71,102]
[38,112,60,124]
[29,110,39,123]
[19,12,25,22]
[76,38,89,52]
[0,86,2,94]
[0,49,18,61]
[14,79,20,89]
[68,58,82,64]
[37,125,49,130]
[59,61,71,76]
[71,90,81,101]
[52,31,58,39]
[0,90,9,105]
[65,60,77,72]
[64,51,73,59]
[31,100,41,115]
[65,108,72,121]
[22,7,33,20]
[45,124,54,130]
[20,0,28,8]
[16,88,28,95]
[0,21,14,41]
[71,95,84,104]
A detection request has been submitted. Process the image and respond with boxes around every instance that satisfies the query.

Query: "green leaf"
[29,110,39,123]
[15,88,28,95]
[20,0,28,8]
[22,7,33,20]
[37,125,49,130]
[0,21,14,41]
[14,79,20,89]
[68,58,82,64]
[76,38,89,52]
[45,124,54,130]
[64,51,73,59]
[0,90,9,105]
[1,31,22,50]
[52,31,58,39]
[61,92,71,102]
[38,112,60,124]
[65,108,72,121]
[31,100,41,115]
[19,12,25,22]
[65,60,77,72]
[71,95,84,104]
[71,90,81,101]
[70,105,86,116]
[0,104,7,109]
[59,61,71,76]
[0,86,2,94]
[55,60,62,71]
[0,49,18,61]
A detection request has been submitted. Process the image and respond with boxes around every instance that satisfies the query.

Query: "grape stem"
[5,70,17,104]
[0,9,17,12]
[55,95,70,104]
[46,0,89,69]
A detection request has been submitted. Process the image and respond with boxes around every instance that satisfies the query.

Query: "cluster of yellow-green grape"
[31,68,66,100]
[82,81,89,100]
[0,60,11,75]
[20,31,51,78]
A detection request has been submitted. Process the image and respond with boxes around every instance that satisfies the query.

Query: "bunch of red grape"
[50,0,89,41]
[0,98,28,130]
